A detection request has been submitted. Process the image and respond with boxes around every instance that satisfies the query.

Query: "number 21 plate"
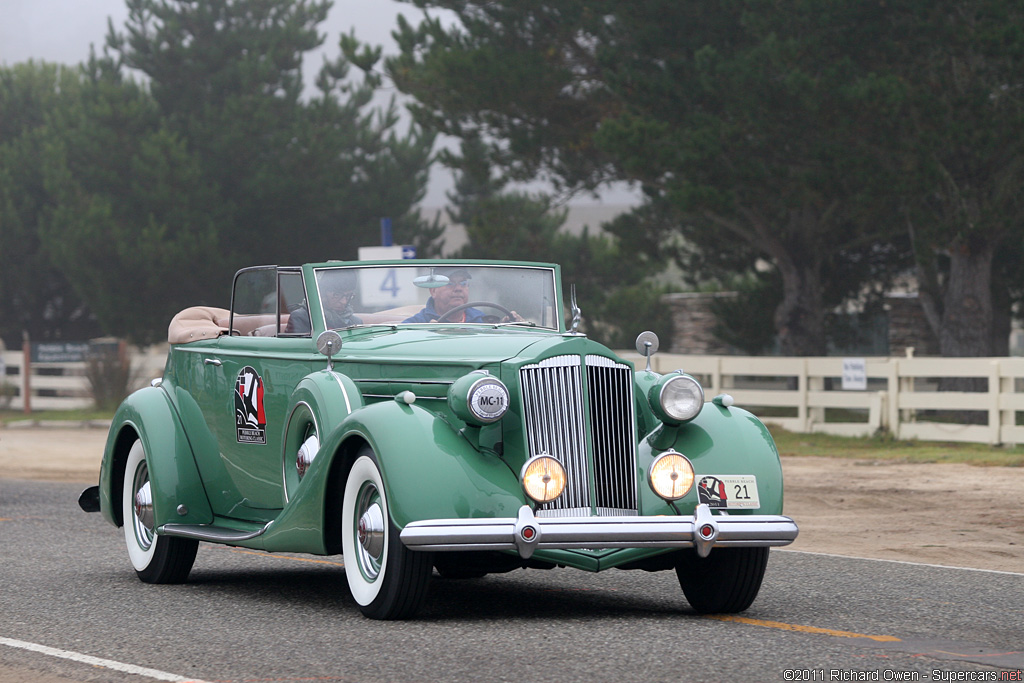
[696,475,760,509]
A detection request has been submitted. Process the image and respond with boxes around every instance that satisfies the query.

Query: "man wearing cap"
[402,268,488,323]
[287,271,363,333]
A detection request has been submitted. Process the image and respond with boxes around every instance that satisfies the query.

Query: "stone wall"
[661,292,742,355]
[664,291,944,357]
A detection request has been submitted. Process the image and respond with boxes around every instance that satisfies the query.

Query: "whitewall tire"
[122,439,198,583]
[341,448,432,619]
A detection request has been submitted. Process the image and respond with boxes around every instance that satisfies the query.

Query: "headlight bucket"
[520,455,567,504]
[648,450,695,501]
[648,372,705,425]
[448,372,510,426]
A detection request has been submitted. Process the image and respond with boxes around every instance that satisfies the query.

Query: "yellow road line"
[226,548,345,568]
[706,615,901,642]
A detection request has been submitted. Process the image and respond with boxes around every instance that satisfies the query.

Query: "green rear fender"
[638,402,785,516]
[99,386,214,529]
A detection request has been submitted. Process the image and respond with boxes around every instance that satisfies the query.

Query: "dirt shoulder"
[2,426,1021,573]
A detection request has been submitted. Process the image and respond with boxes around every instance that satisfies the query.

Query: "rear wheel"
[122,440,198,583]
[341,448,432,619]
[675,547,769,614]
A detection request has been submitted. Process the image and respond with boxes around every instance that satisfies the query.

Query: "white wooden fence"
[621,353,1024,446]
[1,347,167,412]
[5,345,1024,445]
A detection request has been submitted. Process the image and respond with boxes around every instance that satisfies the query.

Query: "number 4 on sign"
[380,270,400,297]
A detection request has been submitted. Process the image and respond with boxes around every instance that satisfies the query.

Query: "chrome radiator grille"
[519,355,637,516]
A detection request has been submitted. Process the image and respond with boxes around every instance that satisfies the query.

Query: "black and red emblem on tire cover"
[235,366,267,444]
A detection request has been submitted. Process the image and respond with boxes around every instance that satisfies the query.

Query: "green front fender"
[347,401,525,527]
[98,386,214,529]
[259,399,525,554]
[638,402,786,516]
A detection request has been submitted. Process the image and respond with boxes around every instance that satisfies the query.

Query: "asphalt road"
[2,480,1022,683]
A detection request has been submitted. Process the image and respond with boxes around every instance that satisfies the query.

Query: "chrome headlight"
[448,372,510,426]
[648,450,695,501]
[520,455,567,504]
[649,372,704,425]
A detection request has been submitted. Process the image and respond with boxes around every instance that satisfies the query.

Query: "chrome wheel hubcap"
[131,467,155,550]
[355,486,385,581]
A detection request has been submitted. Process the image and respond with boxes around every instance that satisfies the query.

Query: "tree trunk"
[937,241,995,358]
[991,268,1011,357]
[774,256,827,357]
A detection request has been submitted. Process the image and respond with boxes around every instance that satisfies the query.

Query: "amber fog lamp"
[449,372,509,426]
[649,372,705,425]
[520,455,567,504]
[648,450,695,501]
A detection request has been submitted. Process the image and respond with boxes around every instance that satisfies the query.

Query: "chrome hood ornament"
[570,285,581,334]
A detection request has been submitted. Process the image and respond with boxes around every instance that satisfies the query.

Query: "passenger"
[287,271,362,333]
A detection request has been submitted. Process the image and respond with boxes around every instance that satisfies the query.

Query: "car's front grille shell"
[519,355,637,516]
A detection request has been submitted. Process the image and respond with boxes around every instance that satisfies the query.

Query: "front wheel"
[675,547,769,614]
[341,448,432,619]
[122,439,198,583]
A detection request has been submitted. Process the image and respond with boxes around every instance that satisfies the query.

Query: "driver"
[287,270,363,333]
[402,268,487,323]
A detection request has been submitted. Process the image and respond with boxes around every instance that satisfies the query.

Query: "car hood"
[339,326,622,370]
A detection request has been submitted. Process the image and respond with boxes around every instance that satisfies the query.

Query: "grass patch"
[767,424,1024,467]
[0,408,114,427]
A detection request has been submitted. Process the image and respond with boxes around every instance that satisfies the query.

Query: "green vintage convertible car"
[79,260,797,619]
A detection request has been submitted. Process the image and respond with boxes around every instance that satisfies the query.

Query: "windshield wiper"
[492,320,538,328]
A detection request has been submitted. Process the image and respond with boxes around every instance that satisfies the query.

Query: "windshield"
[312,264,560,330]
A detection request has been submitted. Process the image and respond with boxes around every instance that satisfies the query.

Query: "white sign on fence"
[841,358,867,390]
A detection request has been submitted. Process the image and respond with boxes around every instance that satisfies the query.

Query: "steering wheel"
[436,301,514,323]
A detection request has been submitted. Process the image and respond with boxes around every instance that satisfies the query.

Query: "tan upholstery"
[168,307,230,344]
[357,305,424,324]
[231,313,290,336]
[168,309,293,343]
[251,315,290,337]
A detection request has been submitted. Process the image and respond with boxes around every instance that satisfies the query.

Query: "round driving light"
[648,450,695,501]
[520,455,567,504]
[649,372,705,425]
[449,373,510,426]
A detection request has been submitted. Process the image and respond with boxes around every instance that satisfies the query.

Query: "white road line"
[0,637,211,683]
[778,549,1024,576]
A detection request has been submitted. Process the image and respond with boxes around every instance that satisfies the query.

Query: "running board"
[159,521,272,543]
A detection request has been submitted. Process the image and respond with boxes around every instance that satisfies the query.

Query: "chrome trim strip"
[535,506,637,518]
[400,504,798,559]
[159,521,272,543]
[328,371,352,413]
[360,393,446,400]
[352,379,455,386]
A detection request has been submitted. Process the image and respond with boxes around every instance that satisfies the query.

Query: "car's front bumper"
[400,503,798,559]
